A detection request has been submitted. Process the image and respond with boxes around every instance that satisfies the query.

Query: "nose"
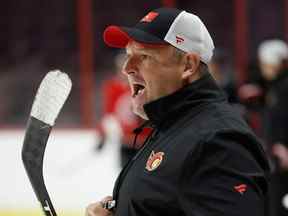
[122,56,138,75]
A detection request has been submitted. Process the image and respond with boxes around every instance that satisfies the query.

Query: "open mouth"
[132,83,145,97]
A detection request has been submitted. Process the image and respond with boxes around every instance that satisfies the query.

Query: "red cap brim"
[103,26,131,48]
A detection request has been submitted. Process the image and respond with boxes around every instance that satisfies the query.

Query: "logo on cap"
[176,35,185,44]
[145,151,164,171]
[141,12,159,23]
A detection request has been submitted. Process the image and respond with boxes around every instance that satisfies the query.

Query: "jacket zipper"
[112,127,157,208]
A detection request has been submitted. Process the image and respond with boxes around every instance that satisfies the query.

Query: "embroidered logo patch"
[234,184,247,195]
[145,151,164,171]
[176,35,185,44]
[141,12,159,23]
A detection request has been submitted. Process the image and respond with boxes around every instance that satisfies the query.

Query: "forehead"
[126,41,171,55]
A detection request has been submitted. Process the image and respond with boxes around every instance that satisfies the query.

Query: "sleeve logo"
[234,184,247,195]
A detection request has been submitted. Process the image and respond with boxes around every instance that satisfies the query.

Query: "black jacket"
[112,71,270,216]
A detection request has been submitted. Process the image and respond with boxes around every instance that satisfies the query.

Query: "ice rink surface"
[0,124,122,215]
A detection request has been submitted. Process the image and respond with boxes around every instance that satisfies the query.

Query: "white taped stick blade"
[30,70,72,126]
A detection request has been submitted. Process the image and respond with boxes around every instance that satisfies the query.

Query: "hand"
[238,84,263,101]
[86,196,114,216]
[272,143,288,170]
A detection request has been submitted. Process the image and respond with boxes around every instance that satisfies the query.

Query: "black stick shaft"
[22,117,57,216]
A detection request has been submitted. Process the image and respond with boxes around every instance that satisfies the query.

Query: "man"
[86,8,270,216]
[257,39,288,216]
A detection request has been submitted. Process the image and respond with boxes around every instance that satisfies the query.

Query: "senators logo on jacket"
[145,151,164,171]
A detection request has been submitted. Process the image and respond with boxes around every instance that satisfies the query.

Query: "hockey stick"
[22,70,72,216]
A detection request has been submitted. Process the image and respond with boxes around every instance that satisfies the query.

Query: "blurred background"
[1,0,288,215]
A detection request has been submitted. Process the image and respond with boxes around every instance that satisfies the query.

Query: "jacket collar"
[143,70,226,128]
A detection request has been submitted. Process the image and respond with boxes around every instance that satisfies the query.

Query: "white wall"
[0,128,121,213]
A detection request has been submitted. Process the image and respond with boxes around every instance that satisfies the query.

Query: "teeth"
[132,85,145,97]
[135,88,144,97]
[131,82,145,97]
[138,89,144,95]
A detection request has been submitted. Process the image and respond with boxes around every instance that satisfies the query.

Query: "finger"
[85,203,100,216]
[85,204,93,216]
[101,196,113,203]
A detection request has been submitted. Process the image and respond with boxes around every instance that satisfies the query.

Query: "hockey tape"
[30,70,72,126]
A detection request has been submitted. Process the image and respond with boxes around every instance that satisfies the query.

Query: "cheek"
[141,62,158,82]
[141,61,183,90]
[142,68,164,87]
[158,67,182,83]
[146,69,182,96]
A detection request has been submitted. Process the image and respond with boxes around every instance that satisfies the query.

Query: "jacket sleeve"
[178,131,269,216]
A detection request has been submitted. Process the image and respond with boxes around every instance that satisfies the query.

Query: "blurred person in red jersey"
[257,39,288,216]
[96,52,151,167]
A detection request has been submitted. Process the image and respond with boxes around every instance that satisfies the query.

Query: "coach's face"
[123,41,198,119]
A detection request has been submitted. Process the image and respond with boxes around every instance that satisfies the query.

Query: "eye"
[140,54,149,60]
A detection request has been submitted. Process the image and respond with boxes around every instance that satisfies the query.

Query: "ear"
[181,53,201,82]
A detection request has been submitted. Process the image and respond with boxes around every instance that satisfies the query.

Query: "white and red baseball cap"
[103,8,214,64]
